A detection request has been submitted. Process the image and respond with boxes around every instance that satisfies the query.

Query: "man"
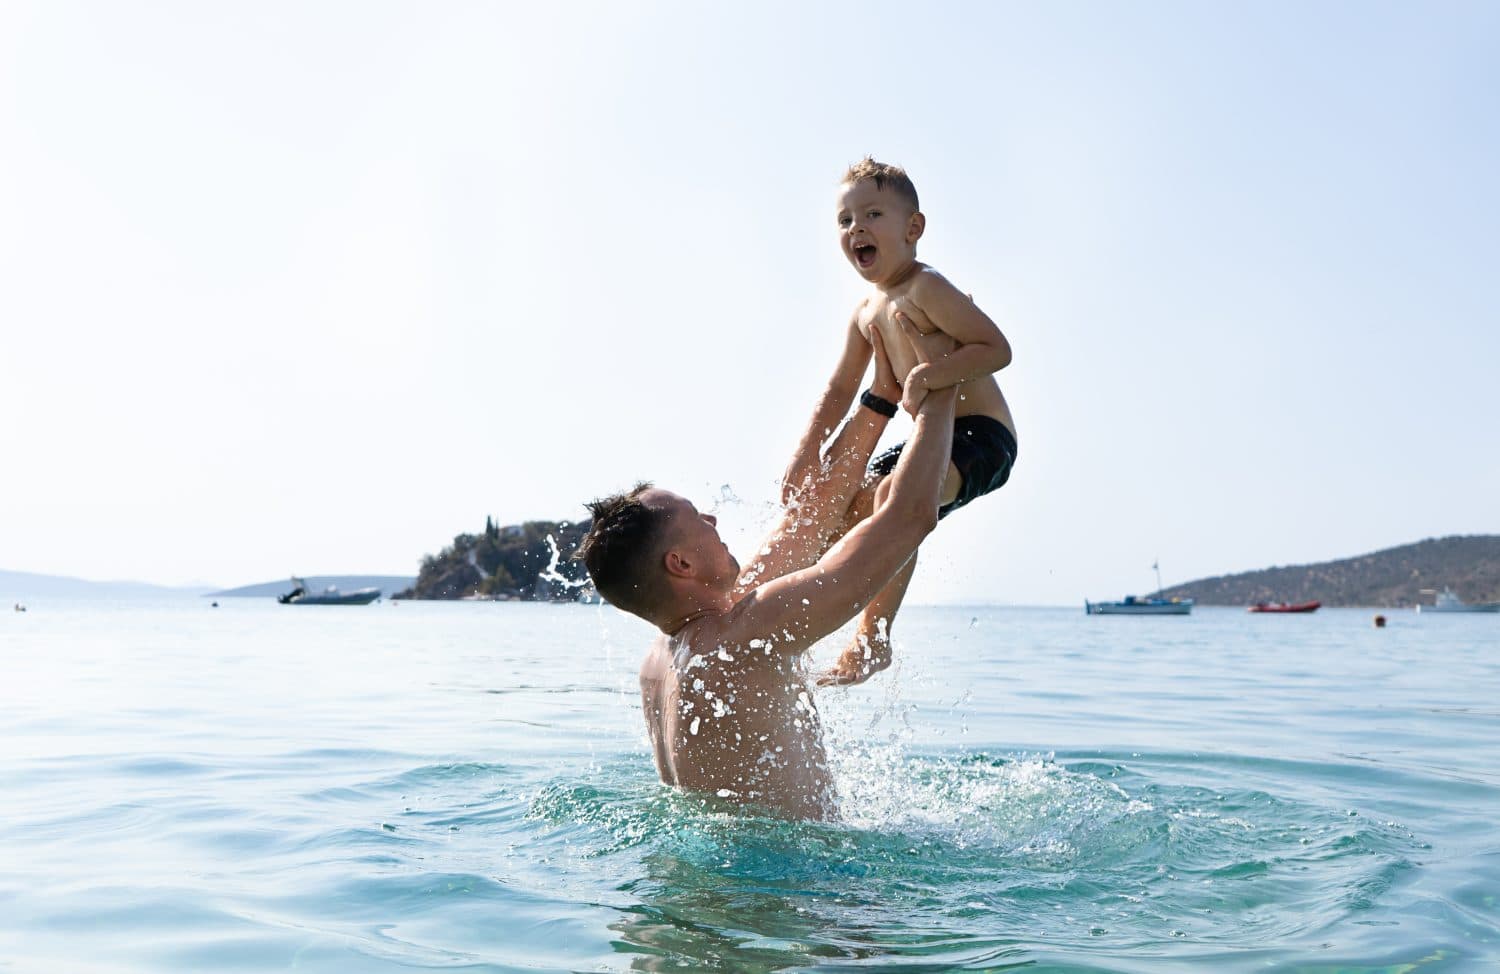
[577,323,957,820]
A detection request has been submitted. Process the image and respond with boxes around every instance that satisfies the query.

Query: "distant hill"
[210,575,417,599]
[1158,535,1500,608]
[399,517,592,601]
[0,569,213,600]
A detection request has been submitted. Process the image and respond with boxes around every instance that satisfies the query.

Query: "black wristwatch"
[860,389,898,418]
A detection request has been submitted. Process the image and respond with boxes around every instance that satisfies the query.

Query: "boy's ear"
[905,211,926,244]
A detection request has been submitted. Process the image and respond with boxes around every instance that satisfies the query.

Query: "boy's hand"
[894,311,957,415]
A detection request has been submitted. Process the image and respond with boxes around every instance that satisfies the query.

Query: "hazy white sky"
[3,1,1496,603]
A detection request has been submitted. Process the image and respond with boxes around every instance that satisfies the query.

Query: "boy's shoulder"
[898,264,968,309]
[909,264,961,296]
[861,266,968,317]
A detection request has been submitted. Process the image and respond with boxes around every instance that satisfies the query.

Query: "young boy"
[782,157,1017,685]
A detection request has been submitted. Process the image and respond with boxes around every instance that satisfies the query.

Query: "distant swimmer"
[782,158,1018,685]
[577,323,958,820]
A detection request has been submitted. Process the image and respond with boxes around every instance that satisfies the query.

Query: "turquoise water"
[3,600,1497,971]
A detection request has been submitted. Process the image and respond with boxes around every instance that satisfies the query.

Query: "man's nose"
[704,514,717,526]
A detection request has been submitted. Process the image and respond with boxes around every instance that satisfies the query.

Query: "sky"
[2,1,1497,605]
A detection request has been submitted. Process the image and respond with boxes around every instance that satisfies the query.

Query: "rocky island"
[394,517,593,601]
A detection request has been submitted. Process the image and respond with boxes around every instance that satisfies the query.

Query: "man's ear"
[663,548,694,579]
[906,210,926,244]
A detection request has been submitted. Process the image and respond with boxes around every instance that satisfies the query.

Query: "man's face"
[836,179,920,283]
[640,488,741,587]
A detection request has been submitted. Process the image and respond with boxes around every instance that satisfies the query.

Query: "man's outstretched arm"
[725,315,962,654]
[723,380,956,655]
[780,311,871,505]
[734,327,902,596]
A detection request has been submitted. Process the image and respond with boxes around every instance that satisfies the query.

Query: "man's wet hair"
[841,156,919,212]
[575,483,670,618]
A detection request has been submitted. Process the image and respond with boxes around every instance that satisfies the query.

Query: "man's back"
[639,625,835,820]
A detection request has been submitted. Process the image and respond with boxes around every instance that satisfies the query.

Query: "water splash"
[536,533,592,593]
[707,483,741,513]
[518,750,1422,969]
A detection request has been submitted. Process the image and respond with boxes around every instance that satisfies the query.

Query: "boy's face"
[836,179,924,283]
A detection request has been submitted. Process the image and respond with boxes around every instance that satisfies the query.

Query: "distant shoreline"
[1156,534,1500,608]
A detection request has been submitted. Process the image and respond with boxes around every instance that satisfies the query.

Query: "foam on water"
[517,745,1426,970]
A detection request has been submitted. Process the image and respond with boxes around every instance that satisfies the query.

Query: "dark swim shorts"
[869,415,1017,519]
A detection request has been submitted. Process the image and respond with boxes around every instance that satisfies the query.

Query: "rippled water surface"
[3,600,1497,971]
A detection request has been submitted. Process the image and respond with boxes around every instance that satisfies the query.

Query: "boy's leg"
[821,462,961,686]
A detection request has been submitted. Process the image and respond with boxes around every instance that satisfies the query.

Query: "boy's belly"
[871,321,1015,435]
[955,376,1016,436]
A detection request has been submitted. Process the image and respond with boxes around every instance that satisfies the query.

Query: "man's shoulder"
[674,606,775,672]
[639,637,669,684]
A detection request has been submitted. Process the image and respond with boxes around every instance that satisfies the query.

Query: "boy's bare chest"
[856,290,929,377]
[864,285,930,337]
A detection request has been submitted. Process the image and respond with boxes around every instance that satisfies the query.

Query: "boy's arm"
[899,273,1012,411]
[780,309,872,504]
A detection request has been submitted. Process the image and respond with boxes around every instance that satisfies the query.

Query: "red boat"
[1248,600,1321,613]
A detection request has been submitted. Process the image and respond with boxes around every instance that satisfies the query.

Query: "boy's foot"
[817,630,892,687]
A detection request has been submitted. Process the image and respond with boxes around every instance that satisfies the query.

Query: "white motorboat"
[1417,587,1500,613]
[1086,595,1194,616]
[278,577,381,605]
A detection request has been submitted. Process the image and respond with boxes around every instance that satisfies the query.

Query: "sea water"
[2,599,1497,972]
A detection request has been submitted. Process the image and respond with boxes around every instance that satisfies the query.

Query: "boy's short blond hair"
[841,157,920,212]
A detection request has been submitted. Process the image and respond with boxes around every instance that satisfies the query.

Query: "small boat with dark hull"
[1248,600,1321,614]
[1087,560,1194,615]
[278,577,381,605]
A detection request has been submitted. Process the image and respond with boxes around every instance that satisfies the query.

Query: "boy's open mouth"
[853,243,877,268]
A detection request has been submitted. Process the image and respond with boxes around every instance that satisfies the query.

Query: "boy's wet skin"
[786,160,1021,685]
[839,178,1015,434]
